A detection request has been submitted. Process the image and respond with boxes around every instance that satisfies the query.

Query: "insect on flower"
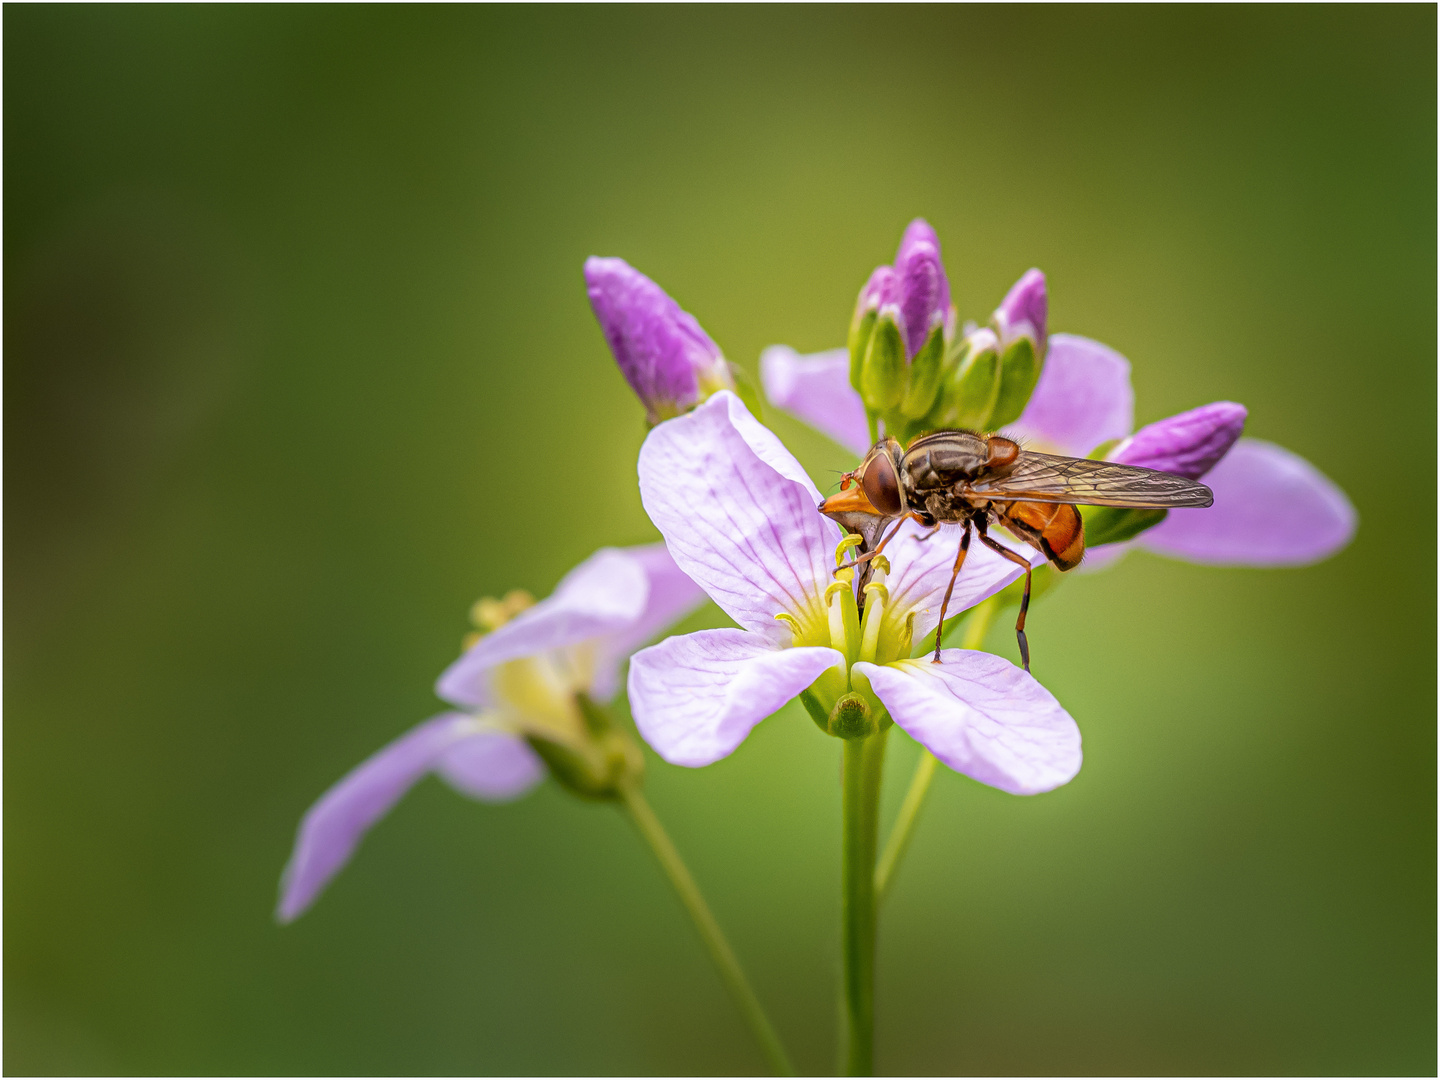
[820,430,1215,669]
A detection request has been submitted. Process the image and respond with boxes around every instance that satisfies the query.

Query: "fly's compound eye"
[861,450,904,517]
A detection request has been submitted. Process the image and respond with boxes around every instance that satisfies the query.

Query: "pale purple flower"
[585,257,733,424]
[992,268,1048,360]
[627,391,1080,795]
[277,544,706,922]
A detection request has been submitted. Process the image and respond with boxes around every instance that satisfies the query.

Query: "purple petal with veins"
[760,345,872,457]
[629,630,843,766]
[856,653,1081,795]
[1140,439,1356,566]
[638,392,840,644]
[994,269,1048,356]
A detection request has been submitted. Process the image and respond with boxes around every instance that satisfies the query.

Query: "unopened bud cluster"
[849,221,1049,447]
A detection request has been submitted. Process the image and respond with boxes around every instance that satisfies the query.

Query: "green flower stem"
[840,727,889,1076]
[874,597,1000,904]
[618,783,796,1077]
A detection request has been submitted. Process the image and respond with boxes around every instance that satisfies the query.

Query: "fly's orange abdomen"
[1008,501,1085,571]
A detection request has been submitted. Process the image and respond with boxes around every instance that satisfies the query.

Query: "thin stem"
[874,597,1000,904]
[840,728,888,1076]
[619,784,796,1077]
[873,751,936,904]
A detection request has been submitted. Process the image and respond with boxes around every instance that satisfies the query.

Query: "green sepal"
[1081,505,1168,547]
[849,307,877,393]
[899,321,946,420]
[725,361,764,419]
[942,338,1000,430]
[800,688,832,733]
[859,311,907,413]
[988,336,1040,429]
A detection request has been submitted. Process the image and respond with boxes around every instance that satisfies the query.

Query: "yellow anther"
[834,534,864,568]
[871,555,891,576]
[862,582,890,604]
[825,580,854,603]
[470,589,536,632]
[774,612,804,640]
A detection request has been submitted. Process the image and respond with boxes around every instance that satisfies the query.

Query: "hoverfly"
[819,431,1214,670]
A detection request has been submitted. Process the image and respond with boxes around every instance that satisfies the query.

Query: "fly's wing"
[967,452,1214,508]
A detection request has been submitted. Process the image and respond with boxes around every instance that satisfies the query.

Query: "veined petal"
[760,345,872,457]
[436,548,649,709]
[629,629,843,766]
[884,521,1042,644]
[856,654,1081,795]
[1111,402,1247,480]
[638,392,841,643]
[1010,333,1134,457]
[277,713,501,923]
[591,543,709,700]
[1140,439,1356,566]
[435,729,545,801]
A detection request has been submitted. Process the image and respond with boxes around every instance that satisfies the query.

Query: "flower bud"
[933,328,1000,431]
[993,268,1048,360]
[1111,402,1247,479]
[1084,402,1246,547]
[585,256,734,425]
[895,219,951,360]
[858,307,908,414]
[849,265,899,391]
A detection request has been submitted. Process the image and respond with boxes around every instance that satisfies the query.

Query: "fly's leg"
[835,513,926,574]
[931,519,973,663]
[975,528,1034,673]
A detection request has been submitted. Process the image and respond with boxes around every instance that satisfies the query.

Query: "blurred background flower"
[5,6,1433,1075]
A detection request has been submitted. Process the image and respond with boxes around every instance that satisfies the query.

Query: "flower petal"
[855,654,1081,795]
[1111,401,1247,480]
[638,392,841,642]
[993,268,1048,356]
[1139,439,1356,566]
[435,729,545,802]
[278,713,498,922]
[436,548,649,709]
[760,345,872,457]
[629,629,843,766]
[591,543,709,700]
[884,520,1043,644]
[1010,333,1134,457]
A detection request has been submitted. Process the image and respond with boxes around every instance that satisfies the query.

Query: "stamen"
[774,612,805,642]
[834,534,863,568]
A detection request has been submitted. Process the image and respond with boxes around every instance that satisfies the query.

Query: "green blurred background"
[5,6,1434,1075]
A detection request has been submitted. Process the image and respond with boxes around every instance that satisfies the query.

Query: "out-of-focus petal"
[437,549,648,709]
[1140,439,1356,566]
[1010,333,1134,457]
[1111,402,1247,480]
[884,521,1042,644]
[435,729,545,801]
[856,653,1081,795]
[592,543,709,700]
[993,268,1048,356]
[760,345,872,457]
[277,713,486,923]
[629,629,843,766]
[1073,540,1133,574]
[638,392,841,643]
[895,219,950,359]
[856,265,901,314]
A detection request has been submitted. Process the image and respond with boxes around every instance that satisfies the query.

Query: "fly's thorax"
[902,430,990,491]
